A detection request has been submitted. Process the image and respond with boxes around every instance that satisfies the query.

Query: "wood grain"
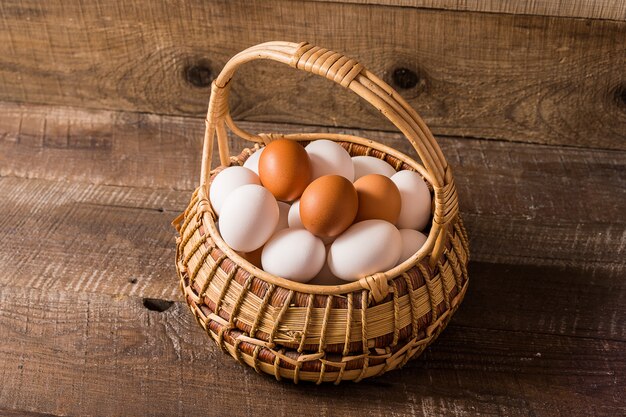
[308,0,626,21]
[1,103,624,415]
[2,102,623,272]
[0,174,623,343]
[1,103,625,346]
[0,284,623,417]
[0,1,625,149]
[0,176,187,301]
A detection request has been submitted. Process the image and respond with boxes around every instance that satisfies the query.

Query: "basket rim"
[201,133,449,296]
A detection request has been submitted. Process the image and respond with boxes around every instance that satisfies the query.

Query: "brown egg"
[300,175,358,238]
[258,139,312,201]
[354,174,401,223]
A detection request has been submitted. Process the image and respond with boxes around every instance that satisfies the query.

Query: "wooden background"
[0,0,625,149]
[0,1,625,416]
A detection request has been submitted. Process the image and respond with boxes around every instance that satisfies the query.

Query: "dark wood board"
[0,284,624,417]
[0,1,625,149]
[1,102,624,273]
[307,0,626,21]
[0,102,624,416]
[0,174,624,342]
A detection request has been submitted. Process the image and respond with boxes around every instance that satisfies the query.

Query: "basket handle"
[200,41,459,274]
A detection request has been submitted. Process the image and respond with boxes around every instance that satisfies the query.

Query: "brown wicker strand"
[297,293,315,353]
[233,337,243,364]
[216,325,227,352]
[198,254,227,298]
[179,221,202,257]
[419,263,439,324]
[228,276,252,328]
[403,273,419,339]
[214,266,238,314]
[318,295,334,352]
[334,362,347,385]
[189,245,213,284]
[391,280,400,347]
[360,290,369,354]
[273,349,282,381]
[437,260,452,311]
[316,361,327,385]
[252,345,261,374]
[250,284,276,339]
[182,234,208,267]
[446,232,464,292]
[342,293,354,356]
[268,290,295,344]
[293,361,302,384]
[455,220,470,259]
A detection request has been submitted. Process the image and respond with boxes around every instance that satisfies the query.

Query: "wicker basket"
[173,41,469,384]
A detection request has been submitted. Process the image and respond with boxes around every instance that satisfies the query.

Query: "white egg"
[261,228,326,282]
[391,170,432,230]
[397,229,428,265]
[219,184,279,252]
[242,147,265,175]
[275,201,291,233]
[288,200,303,228]
[209,166,260,215]
[305,139,354,181]
[352,156,396,180]
[328,220,402,281]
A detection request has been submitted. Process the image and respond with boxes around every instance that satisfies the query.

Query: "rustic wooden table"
[1,102,624,416]
[1,0,625,415]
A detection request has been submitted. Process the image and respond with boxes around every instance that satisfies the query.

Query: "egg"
[209,166,260,215]
[352,156,396,180]
[242,147,265,175]
[397,229,428,265]
[328,220,402,281]
[261,228,326,282]
[258,139,312,201]
[305,139,354,181]
[354,174,401,223]
[219,184,279,252]
[391,170,432,230]
[300,175,358,238]
[275,201,291,233]
[287,200,303,228]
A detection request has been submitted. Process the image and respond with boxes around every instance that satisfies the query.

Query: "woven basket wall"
[173,41,469,383]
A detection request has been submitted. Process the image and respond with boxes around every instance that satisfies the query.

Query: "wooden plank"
[0,285,623,417]
[0,1,624,149]
[1,102,624,270]
[0,103,207,191]
[308,0,626,21]
[0,176,624,342]
[458,262,626,341]
[0,177,188,301]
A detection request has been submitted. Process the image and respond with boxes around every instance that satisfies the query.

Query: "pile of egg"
[210,139,431,285]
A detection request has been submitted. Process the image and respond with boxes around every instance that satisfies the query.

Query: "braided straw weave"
[173,41,469,383]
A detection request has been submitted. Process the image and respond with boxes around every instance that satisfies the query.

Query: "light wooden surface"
[0,1,625,149]
[0,101,624,416]
[309,0,626,21]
